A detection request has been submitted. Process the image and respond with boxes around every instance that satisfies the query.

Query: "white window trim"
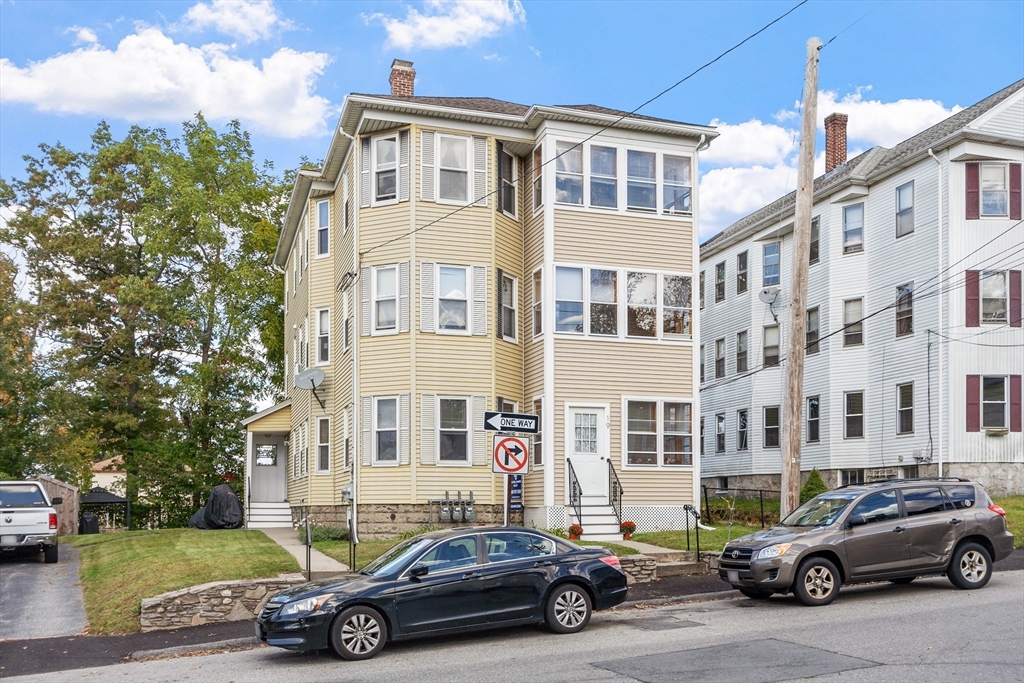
[341,171,350,235]
[588,143,617,211]
[500,147,517,219]
[315,307,330,365]
[435,133,473,206]
[532,267,543,338]
[502,273,518,344]
[763,405,781,449]
[554,140,584,207]
[532,396,544,468]
[981,376,1008,429]
[372,133,399,207]
[844,390,865,440]
[896,181,914,237]
[843,298,864,347]
[980,163,1009,218]
[715,413,726,453]
[342,291,350,353]
[435,263,472,336]
[806,395,820,443]
[980,270,1009,324]
[896,382,914,436]
[843,202,865,255]
[621,396,694,470]
[372,264,399,336]
[737,409,748,451]
[315,415,331,474]
[373,396,400,467]
[762,242,780,286]
[532,144,544,215]
[315,199,330,258]
[436,395,472,467]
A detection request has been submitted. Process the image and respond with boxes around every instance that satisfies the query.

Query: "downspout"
[693,133,708,510]
[346,127,361,544]
[928,148,943,477]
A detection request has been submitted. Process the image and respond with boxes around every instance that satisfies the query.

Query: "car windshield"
[781,491,861,527]
[0,484,47,507]
[359,537,434,576]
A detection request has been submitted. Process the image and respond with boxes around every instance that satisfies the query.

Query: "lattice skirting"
[524,506,567,532]
[526,505,695,534]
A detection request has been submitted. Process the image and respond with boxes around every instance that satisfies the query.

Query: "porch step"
[656,561,708,577]
[579,533,626,542]
[247,502,293,529]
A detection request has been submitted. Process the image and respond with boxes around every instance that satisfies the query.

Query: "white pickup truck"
[0,481,63,563]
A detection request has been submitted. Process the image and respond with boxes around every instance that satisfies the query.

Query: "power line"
[929,330,1023,348]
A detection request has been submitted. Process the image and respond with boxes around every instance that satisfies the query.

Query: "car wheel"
[545,584,592,634]
[947,542,992,590]
[793,557,840,606]
[329,606,387,660]
[737,587,773,600]
[889,577,915,585]
[44,545,58,564]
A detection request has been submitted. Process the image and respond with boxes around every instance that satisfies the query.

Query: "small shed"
[33,475,79,537]
[80,486,131,530]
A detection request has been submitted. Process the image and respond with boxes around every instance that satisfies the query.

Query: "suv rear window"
[0,484,48,507]
[903,488,949,516]
[944,485,976,510]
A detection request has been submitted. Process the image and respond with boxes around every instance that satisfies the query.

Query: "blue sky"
[2,0,1022,238]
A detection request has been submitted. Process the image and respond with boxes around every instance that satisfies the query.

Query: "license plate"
[727,570,739,583]
[1,536,17,546]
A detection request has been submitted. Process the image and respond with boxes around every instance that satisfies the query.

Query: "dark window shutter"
[965,270,980,327]
[1011,270,1022,327]
[966,375,981,432]
[496,396,504,412]
[496,141,504,214]
[1011,163,1022,220]
[965,163,979,220]
[496,267,504,338]
[1011,375,1022,433]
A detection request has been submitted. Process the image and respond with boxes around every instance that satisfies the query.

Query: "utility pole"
[781,37,821,517]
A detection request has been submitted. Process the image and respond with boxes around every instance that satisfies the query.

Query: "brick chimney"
[824,112,848,173]
[389,59,415,98]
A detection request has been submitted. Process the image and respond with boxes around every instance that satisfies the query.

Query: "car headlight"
[756,543,792,560]
[279,594,333,617]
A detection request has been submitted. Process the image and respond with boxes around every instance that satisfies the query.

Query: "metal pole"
[305,515,311,582]
[760,490,765,529]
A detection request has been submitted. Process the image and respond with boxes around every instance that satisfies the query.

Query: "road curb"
[618,589,740,609]
[131,636,258,661]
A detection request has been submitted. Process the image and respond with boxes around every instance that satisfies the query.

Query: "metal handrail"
[566,458,583,528]
[607,459,623,526]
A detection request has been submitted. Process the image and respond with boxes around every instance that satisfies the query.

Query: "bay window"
[590,145,617,208]
[555,142,583,205]
[438,135,469,202]
[626,150,656,210]
[663,154,691,214]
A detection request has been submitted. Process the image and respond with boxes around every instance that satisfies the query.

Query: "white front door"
[251,438,287,502]
[567,406,608,504]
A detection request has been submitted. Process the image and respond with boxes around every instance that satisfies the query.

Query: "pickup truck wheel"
[44,544,58,564]
[793,557,840,606]
[947,542,992,590]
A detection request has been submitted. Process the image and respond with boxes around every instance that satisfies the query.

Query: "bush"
[298,523,349,544]
[800,468,828,504]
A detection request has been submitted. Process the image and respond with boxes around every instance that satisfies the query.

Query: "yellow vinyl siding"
[414,468,501,505]
[553,208,693,272]
[332,156,356,490]
[246,406,292,432]
[522,199,545,506]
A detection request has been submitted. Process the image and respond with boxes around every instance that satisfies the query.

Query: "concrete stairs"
[247,502,293,529]
[614,540,709,577]
[570,505,624,542]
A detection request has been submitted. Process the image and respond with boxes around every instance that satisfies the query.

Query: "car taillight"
[599,556,621,569]
[989,505,1006,518]
[49,513,58,530]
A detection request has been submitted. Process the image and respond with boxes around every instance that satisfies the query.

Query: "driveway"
[0,545,87,640]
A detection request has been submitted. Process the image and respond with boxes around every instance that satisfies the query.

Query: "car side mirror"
[410,564,429,578]
[51,497,63,505]
[847,514,866,528]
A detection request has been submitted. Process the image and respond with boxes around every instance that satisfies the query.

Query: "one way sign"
[483,411,539,434]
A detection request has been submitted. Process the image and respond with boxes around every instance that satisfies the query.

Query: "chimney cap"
[391,59,414,70]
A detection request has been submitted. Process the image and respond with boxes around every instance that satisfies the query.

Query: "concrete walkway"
[258,527,349,579]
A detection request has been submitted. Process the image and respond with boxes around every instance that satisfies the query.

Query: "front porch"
[241,401,292,529]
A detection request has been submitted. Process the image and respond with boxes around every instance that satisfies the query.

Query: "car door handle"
[950,518,963,525]
[533,560,554,568]
[462,572,482,579]
[892,526,905,533]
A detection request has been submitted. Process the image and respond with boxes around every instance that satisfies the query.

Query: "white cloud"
[367,0,526,50]
[702,118,797,166]
[68,26,99,45]
[699,164,797,240]
[0,27,332,138]
[183,0,291,42]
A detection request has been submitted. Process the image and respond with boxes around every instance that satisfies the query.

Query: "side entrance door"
[251,439,287,502]
[566,406,608,504]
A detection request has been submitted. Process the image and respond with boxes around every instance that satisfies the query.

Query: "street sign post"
[483,411,539,434]
[492,435,530,475]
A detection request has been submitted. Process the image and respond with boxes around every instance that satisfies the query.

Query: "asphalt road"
[5,570,1022,682]
[0,545,87,640]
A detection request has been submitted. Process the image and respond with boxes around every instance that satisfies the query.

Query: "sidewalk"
[257,527,349,579]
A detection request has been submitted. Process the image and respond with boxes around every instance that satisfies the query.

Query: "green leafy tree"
[800,468,829,504]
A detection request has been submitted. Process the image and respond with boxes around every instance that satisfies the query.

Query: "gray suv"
[719,477,1014,606]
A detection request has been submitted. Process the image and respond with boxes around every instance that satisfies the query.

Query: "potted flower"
[568,524,584,540]
[620,521,637,540]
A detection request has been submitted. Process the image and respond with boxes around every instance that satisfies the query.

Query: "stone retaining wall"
[140,574,306,632]
[619,554,656,584]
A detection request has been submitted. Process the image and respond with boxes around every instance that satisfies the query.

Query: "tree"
[799,468,829,504]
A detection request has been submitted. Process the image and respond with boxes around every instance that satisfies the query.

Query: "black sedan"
[256,526,628,660]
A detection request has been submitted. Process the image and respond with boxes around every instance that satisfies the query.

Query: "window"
[715,338,725,379]
[763,325,780,367]
[981,271,1007,323]
[439,398,469,463]
[419,537,479,573]
[700,416,705,456]
[626,399,691,466]
[627,271,657,338]
[663,155,691,214]
[499,147,516,217]
[736,331,748,373]
[374,397,398,463]
[438,266,469,332]
[764,406,780,448]
[590,269,617,335]
[532,398,543,466]
[342,172,350,235]
[850,491,899,524]
[626,150,656,210]
[897,382,914,434]
[699,271,705,309]
[374,134,398,203]
[316,416,330,473]
[342,291,351,352]
[715,413,725,453]
[807,396,820,442]
[904,488,948,517]
[374,266,397,332]
[438,134,469,202]
[842,469,864,486]
[303,219,309,272]
[981,164,1008,216]
[715,262,725,302]
[844,299,863,346]
[736,251,748,294]
[763,242,780,286]
[843,203,864,254]
[845,391,864,438]
[484,532,556,563]
[532,269,543,336]
[316,308,330,364]
[343,409,351,470]
[982,376,1007,428]
[532,145,543,211]
[554,141,583,205]
[590,145,617,208]
[737,410,748,450]
[501,274,517,342]
[809,217,820,265]
[555,266,584,333]
[806,306,820,354]
[946,485,976,510]
[896,182,914,237]
[316,200,329,256]
[663,275,692,338]
[499,398,517,413]
[255,444,276,466]
[896,283,913,336]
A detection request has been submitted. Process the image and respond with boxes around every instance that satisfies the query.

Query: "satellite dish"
[758,286,781,304]
[294,368,325,391]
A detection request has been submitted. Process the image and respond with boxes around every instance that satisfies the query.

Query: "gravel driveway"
[0,545,87,639]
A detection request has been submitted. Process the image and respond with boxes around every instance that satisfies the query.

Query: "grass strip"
[634,524,762,553]
[993,495,1024,548]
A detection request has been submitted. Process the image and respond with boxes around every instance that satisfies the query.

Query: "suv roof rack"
[836,476,971,489]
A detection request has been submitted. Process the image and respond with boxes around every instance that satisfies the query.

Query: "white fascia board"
[273,170,320,267]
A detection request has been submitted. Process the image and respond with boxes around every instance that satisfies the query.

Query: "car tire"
[44,545,58,564]
[328,605,387,660]
[889,577,915,585]
[947,542,992,590]
[545,583,592,634]
[737,588,773,600]
[793,557,840,606]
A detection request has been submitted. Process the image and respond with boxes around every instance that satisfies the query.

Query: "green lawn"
[577,541,639,556]
[634,524,762,553]
[993,495,1024,548]
[69,529,299,634]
